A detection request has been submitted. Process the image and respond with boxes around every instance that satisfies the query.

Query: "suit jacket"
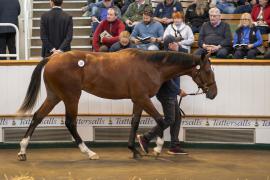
[0,0,20,33]
[40,8,73,57]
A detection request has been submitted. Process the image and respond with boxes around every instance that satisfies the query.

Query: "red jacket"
[93,19,125,51]
[251,4,270,26]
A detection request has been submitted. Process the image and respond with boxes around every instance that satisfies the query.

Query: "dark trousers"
[0,33,16,60]
[0,32,16,60]
[233,48,259,59]
[144,96,181,148]
[194,47,230,58]
[264,49,270,59]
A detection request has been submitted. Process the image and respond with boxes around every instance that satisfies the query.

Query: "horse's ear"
[200,52,211,66]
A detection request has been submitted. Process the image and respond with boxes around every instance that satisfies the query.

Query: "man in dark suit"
[0,0,20,60]
[41,0,73,57]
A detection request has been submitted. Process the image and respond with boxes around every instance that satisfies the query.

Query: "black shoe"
[137,134,149,154]
[167,147,188,155]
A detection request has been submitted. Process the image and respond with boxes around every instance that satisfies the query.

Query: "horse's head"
[191,53,217,100]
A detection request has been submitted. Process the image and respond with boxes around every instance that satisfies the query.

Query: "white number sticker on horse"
[78,60,85,67]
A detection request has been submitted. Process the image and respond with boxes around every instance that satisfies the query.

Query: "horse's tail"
[17,58,50,114]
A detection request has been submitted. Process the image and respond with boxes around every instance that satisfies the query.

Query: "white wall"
[0,64,269,116]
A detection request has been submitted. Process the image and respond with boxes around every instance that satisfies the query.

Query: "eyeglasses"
[209,14,220,17]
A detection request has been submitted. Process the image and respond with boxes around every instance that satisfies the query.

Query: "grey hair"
[209,7,221,15]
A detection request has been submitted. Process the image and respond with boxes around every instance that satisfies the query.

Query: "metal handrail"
[23,0,32,60]
[0,23,19,60]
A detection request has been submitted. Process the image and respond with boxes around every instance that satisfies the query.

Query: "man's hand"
[133,39,141,45]
[52,49,63,56]
[150,37,157,43]
[211,45,221,52]
[248,44,254,49]
[179,89,187,97]
[125,20,133,26]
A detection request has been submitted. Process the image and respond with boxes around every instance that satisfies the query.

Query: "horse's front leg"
[128,103,143,159]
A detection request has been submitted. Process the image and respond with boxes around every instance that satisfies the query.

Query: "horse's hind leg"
[18,96,60,161]
[128,103,143,159]
[63,99,99,160]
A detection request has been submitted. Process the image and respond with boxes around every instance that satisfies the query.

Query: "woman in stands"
[233,13,263,59]
[163,11,194,53]
[251,0,270,34]
[185,0,209,33]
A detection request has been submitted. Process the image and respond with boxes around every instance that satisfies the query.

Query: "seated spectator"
[233,13,262,59]
[153,0,183,27]
[211,0,237,14]
[163,11,194,53]
[109,31,136,51]
[121,0,135,14]
[130,9,164,50]
[193,7,232,58]
[185,0,209,33]
[91,0,121,33]
[251,0,270,34]
[235,0,258,13]
[264,45,270,58]
[0,0,20,60]
[92,8,125,52]
[122,0,152,31]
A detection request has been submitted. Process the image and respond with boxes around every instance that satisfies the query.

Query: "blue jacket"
[233,26,262,48]
[157,77,180,98]
[154,0,183,19]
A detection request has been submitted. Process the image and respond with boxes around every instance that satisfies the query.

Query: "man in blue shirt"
[130,9,164,50]
[153,0,183,27]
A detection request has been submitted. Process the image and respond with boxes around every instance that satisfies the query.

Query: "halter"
[178,64,216,117]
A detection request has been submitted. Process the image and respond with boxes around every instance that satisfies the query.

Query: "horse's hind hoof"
[18,153,27,161]
[133,152,142,159]
[89,153,99,160]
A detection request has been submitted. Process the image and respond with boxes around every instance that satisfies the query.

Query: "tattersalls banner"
[0,116,270,129]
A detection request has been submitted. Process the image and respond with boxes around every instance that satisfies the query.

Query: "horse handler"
[137,35,188,155]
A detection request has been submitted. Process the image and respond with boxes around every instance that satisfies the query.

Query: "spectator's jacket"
[131,21,164,46]
[251,4,270,26]
[40,8,73,57]
[153,0,183,19]
[93,18,125,51]
[163,23,194,52]
[157,77,180,98]
[233,26,262,48]
[109,41,136,51]
[122,0,152,22]
[92,1,121,21]
[198,21,232,48]
[0,0,20,33]
[185,3,209,28]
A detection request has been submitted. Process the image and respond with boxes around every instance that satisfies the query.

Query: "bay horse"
[17,49,217,161]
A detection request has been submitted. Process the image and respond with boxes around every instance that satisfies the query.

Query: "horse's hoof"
[133,152,142,159]
[153,147,161,157]
[89,153,99,160]
[18,153,27,161]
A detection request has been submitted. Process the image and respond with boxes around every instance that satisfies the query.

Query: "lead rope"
[178,88,204,117]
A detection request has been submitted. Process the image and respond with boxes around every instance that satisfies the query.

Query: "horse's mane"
[135,50,200,68]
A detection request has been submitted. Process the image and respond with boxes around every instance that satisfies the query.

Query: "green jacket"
[122,0,152,22]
